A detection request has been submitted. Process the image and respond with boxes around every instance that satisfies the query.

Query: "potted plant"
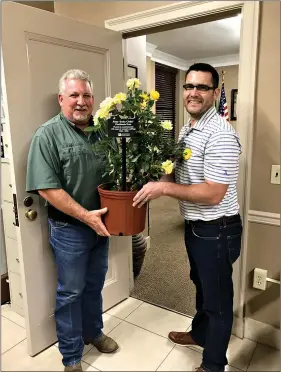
[85,78,185,236]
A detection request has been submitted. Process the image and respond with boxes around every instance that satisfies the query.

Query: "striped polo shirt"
[175,106,242,221]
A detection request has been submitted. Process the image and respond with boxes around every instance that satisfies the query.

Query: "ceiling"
[146,15,242,62]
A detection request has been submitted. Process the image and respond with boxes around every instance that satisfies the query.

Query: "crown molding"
[105,1,244,33]
[146,43,239,70]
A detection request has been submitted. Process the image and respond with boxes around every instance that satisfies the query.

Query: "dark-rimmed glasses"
[183,84,216,92]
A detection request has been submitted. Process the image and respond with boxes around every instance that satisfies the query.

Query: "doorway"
[130,15,242,317]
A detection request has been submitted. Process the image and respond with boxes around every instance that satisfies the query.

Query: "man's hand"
[132,182,165,208]
[84,208,111,237]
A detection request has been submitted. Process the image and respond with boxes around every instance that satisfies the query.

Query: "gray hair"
[58,69,94,95]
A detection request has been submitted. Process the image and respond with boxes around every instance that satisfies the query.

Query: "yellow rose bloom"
[183,148,192,160]
[126,78,141,90]
[113,92,126,105]
[161,160,174,175]
[140,101,147,110]
[96,107,110,120]
[161,120,173,131]
[140,93,149,101]
[150,90,160,101]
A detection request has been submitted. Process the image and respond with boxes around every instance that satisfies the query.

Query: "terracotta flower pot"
[98,184,147,236]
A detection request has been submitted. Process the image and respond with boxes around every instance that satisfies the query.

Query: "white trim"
[105,1,244,33]
[146,42,157,57]
[105,1,260,340]
[248,210,280,226]
[244,317,280,350]
[146,44,240,70]
[232,316,244,339]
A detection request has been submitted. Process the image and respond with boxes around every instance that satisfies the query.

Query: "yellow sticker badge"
[183,148,192,161]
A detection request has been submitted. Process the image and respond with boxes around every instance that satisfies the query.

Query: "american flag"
[218,82,229,120]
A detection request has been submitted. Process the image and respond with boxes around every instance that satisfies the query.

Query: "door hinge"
[12,193,19,227]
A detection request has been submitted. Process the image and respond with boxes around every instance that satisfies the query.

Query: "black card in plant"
[108,117,138,138]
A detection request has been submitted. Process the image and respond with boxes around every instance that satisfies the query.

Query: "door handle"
[25,209,37,221]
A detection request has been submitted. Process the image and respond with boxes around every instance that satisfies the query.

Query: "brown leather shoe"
[168,331,198,346]
[64,362,82,371]
[84,333,119,353]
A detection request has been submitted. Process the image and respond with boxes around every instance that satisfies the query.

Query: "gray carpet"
[131,197,196,317]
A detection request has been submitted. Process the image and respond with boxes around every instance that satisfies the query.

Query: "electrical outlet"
[271,165,280,184]
[253,268,267,290]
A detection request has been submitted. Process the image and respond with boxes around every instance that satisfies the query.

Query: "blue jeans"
[185,216,242,372]
[48,218,109,367]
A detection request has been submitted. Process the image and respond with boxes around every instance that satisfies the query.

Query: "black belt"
[187,214,241,226]
[48,205,87,227]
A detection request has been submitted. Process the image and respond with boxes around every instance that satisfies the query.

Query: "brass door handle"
[25,209,37,221]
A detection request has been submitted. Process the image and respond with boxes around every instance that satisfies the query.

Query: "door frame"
[105,1,260,339]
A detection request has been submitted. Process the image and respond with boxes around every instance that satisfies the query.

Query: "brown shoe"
[168,331,198,346]
[64,362,82,371]
[84,333,119,353]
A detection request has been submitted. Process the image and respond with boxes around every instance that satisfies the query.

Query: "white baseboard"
[232,316,244,338]
[145,236,151,251]
[244,317,280,349]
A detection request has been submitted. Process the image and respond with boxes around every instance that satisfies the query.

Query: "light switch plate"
[271,165,280,185]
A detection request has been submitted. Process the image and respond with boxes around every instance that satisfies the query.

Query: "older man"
[26,69,118,372]
[133,63,242,372]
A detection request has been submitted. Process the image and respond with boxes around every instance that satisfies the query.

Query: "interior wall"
[126,37,147,91]
[54,1,174,27]
[245,1,280,328]
[216,65,239,127]
[17,1,54,12]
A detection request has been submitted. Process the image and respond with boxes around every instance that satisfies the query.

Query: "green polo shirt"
[26,112,104,211]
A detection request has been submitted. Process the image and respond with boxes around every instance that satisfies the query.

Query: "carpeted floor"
[131,196,196,317]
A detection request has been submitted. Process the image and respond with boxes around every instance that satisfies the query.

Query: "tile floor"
[1,298,280,371]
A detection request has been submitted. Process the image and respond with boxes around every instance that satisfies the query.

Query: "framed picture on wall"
[127,64,138,79]
[231,89,238,121]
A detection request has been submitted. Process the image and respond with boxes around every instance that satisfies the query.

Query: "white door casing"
[105,1,260,338]
[2,2,130,356]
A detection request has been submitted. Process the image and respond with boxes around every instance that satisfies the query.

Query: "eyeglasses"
[183,84,215,92]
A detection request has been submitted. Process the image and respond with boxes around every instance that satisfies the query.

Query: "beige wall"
[17,1,54,12]
[54,1,174,27]
[245,1,280,329]
[216,65,239,128]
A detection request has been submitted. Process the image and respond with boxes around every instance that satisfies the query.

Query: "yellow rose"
[96,107,110,120]
[140,93,149,101]
[140,101,147,110]
[161,160,174,175]
[126,78,141,90]
[150,90,160,101]
[113,92,126,105]
[161,120,173,131]
[99,97,114,114]
[183,148,192,160]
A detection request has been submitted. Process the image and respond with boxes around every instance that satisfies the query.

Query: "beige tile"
[1,339,100,371]
[157,346,202,371]
[106,297,143,320]
[190,335,256,371]
[103,313,122,335]
[1,304,25,328]
[158,346,242,371]
[1,317,26,354]
[81,362,99,371]
[227,335,256,371]
[1,339,63,371]
[82,321,173,371]
[126,302,192,338]
[248,344,280,371]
